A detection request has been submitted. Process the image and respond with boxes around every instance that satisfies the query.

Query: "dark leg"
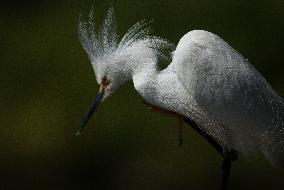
[184,117,238,190]
[220,149,231,190]
[221,156,231,190]
[220,148,238,190]
[142,101,238,190]
[183,117,224,157]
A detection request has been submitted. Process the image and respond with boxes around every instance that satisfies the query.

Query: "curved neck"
[131,61,159,103]
[117,48,160,101]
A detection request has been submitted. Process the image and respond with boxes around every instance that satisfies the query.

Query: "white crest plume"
[78,7,173,65]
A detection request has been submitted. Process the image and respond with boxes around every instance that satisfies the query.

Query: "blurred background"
[0,0,284,189]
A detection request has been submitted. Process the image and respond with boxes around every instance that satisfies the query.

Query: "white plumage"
[79,8,284,167]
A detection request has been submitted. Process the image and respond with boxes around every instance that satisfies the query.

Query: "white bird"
[76,8,284,189]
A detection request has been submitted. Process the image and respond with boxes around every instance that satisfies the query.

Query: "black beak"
[75,88,105,135]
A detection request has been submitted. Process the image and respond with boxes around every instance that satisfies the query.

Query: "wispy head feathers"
[78,7,173,64]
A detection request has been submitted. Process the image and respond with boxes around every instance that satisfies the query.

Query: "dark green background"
[1,0,284,189]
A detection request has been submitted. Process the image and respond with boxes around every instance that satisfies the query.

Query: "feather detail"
[78,7,173,65]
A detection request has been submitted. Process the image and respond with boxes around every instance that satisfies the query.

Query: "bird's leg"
[142,101,239,190]
[143,101,184,146]
[184,116,238,190]
[220,148,238,190]
[183,117,224,156]
[220,151,231,190]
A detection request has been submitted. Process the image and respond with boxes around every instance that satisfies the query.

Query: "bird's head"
[91,54,132,101]
[76,7,173,135]
[76,52,131,135]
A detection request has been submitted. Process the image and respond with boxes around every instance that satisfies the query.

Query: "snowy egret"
[76,8,284,190]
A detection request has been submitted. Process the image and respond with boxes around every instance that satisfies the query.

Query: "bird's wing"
[172,30,284,166]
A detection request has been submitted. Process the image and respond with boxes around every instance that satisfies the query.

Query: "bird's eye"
[101,75,111,87]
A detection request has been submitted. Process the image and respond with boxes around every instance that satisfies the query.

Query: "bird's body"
[78,7,284,172]
[133,30,284,166]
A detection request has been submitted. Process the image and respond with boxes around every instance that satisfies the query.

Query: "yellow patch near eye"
[101,76,111,87]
